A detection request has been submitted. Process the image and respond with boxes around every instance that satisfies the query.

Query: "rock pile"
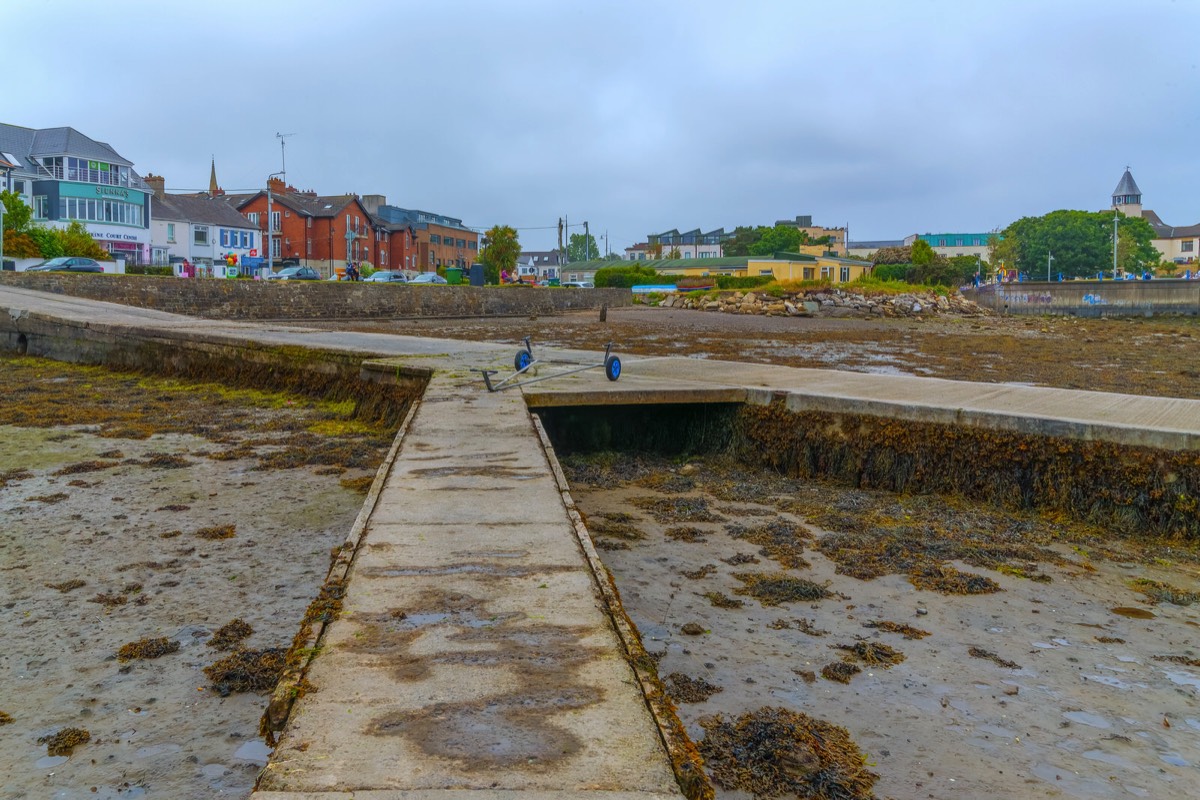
[650,288,986,318]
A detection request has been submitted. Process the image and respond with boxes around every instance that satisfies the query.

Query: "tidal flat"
[0,355,394,799]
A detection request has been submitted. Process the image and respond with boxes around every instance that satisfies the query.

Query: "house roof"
[1112,169,1141,198]
[848,239,904,250]
[232,190,360,218]
[1142,209,1200,240]
[154,194,258,228]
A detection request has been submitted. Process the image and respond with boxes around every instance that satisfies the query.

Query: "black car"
[267,266,321,281]
[27,257,104,273]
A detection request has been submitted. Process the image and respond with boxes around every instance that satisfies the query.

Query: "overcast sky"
[9,0,1199,252]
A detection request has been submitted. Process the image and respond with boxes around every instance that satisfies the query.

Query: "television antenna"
[276,132,296,181]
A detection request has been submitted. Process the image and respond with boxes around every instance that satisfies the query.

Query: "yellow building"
[747,253,873,284]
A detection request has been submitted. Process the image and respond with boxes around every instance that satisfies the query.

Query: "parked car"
[267,266,321,281]
[408,272,448,284]
[561,281,594,288]
[27,257,104,273]
[363,270,408,283]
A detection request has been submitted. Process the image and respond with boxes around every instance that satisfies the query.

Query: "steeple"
[1111,167,1142,217]
[209,157,219,195]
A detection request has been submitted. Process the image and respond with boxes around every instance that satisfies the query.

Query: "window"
[220,230,229,247]
[1183,240,1195,253]
[271,237,281,258]
[840,267,851,282]
[430,234,441,245]
[456,238,465,248]
[307,217,312,228]
[194,225,209,246]
[468,240,477,250]
[167,223,176,242]
[270,211,280,232]
[247,212,259,226]
[803,267,815,280]
[12,180,26,194]
[33,196,49,219]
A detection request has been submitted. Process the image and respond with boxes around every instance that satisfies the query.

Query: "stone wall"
[651,287,985,318]
[0,272,629,320]
[966,279,1200,317]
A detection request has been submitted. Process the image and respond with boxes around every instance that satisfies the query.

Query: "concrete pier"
[3,284,1200,798]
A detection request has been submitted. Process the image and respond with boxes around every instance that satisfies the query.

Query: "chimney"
[361,194,385,214]
[267,176,287,194]
[144,173,166,198]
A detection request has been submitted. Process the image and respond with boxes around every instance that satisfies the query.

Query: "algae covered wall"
[732,401,1200,540]
[0,305,427,429]
[0,272,629,320]
[967,279,1200,317]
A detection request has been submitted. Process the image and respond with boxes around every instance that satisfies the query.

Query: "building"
[624,242,650,260]
[229,178,405,275]
[515,250,563,282]
[1111,169,1199,266]
[0,122,152,264]
[371,205,479,271]
[775,215,847,256]
[646,228,729,259]
[904,232,996,259]
[144,174,259,272]
[748,253,874,284]
[846,239,904,259]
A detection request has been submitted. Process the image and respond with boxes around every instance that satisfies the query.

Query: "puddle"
[1063,711,1112,728]
[1082,749,1138,769]
[232,740,273,764]
[35,756,70,769]
[1159,752,1189,767]
[1163,669,1200,689]
[1110,607,1156,619]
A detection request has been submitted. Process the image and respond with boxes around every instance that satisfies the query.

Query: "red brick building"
[229,178,416,275]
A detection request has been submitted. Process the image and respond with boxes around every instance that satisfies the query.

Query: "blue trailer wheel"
[605,355,621,381]
[515,350,532,372]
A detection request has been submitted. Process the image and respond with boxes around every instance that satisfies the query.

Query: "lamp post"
[1047,251,1054,282]
[1113,209,1119,279]
[266,171,284,274]
[0,202,5,270]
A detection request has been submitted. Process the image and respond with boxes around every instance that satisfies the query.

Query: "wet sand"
[565,455,1200,800]
[0,359,389,800]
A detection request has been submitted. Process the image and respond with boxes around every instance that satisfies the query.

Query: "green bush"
[125,265,174,277]
[594,264,660,288]
[871,263,912,282]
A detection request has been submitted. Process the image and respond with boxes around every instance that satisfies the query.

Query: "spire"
[209,157,218,195]
[1111,167,1141,206]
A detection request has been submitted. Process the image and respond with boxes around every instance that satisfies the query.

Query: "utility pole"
[276,133,295,182]
[1047,251,1054,282]
[266,171,284,274]
[584,220,590,261]
[564,215,569,265]
[1113,208,1119,278]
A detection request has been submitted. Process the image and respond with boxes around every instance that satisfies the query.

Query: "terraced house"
[0,122,152,264]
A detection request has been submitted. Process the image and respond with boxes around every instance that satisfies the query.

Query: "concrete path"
[5,285,1200,799]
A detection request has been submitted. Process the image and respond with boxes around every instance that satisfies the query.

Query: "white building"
[0,123,152,264]
[145,175,260,273]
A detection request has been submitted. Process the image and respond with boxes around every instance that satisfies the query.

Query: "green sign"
[59,182,144,202]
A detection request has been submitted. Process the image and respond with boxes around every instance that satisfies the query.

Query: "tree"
[56,221,111,260]
[1,190,32,234]
[567,232,599,262]
[480,225,519,278]
[721,226,761,257]
[594,264,660,288]
[986,234,1016,275]
[666,247,682,259]
[1000,209,1158,278]
[910,239,937,267]
[748,224,804,256]
[871,245,912,265]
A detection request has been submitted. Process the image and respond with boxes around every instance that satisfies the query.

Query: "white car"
[561,281,594,288]
[408,273,448,284]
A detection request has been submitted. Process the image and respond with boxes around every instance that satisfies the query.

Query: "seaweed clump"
[909,564,1001,595]
[195,524,236,540]
[46,579,86,593]
[968,646,1021,669]
[702,591,744,609]
[863,620,931,639]
[0,711,12,725]
[204,648,286,696]
[726,519,812,570]
[666,672,724,703]
[821,662,862,684]
[0,468,33,488]
[117,637,180,661]
[698,707,878,799]
[733,572,832,606]
[632,495,725,524]
[208,618,254,651]
[835,641,906,668]
[38,727,91,756]
[1130,579,1200,606]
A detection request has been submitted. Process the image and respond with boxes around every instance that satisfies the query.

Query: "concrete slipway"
[2,285,1199,800]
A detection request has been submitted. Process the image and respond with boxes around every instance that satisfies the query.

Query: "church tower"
[208,157,223,196]
[1111,168,1142,218]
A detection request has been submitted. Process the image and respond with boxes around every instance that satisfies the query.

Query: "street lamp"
[1047,251,1054,282]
